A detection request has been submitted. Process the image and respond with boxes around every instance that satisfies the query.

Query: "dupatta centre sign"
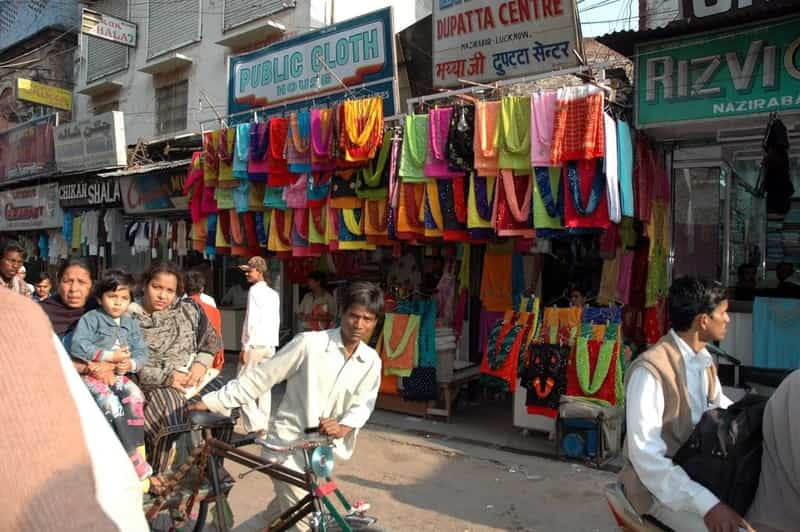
[432,0,582,88]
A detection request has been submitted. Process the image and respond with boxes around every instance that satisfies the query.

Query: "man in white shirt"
[620,276,754,532]
[236,256,281,435]
[190,282,383,531]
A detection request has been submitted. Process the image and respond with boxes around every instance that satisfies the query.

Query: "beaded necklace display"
[567,159,606,216]
[575,337,615,395]
[499,170,532,223]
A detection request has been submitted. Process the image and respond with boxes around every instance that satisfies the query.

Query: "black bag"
[673,394,768,516]
[401,367,438,401]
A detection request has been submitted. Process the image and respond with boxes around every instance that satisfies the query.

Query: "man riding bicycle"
[191,281,383,530]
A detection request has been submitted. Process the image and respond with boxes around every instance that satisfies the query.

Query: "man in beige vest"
[620,276,755,532]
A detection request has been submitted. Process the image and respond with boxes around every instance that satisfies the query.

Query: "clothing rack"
[405,64,605,115]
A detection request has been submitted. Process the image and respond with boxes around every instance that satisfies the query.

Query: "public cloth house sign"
[54,111,127,173]
[636,16,800,127]
[228,8,397,118]
[432,0,582,88]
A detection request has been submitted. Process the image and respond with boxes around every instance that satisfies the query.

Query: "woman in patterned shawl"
[128,262,224,478]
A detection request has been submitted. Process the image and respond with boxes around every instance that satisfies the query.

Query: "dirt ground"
[213,425,618,532]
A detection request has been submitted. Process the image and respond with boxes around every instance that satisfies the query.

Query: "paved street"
[215,425,617,532]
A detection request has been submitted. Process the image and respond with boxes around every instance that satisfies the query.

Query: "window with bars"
[223,0,295,31]
[147,0,201,59]
[85,0,129,83]
[155,80,188,136]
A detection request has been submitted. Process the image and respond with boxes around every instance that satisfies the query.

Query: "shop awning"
[98,159,192,178]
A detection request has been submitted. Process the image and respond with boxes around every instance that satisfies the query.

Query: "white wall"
[645,0,681,29]
[73,0,317,143]
[333,0,430,32]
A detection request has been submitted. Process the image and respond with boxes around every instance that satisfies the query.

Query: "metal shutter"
[223,0,295,32]
[147,0,201,59]
[85,0,129,83]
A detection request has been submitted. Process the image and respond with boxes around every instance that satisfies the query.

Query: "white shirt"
[203,329,382,459]
[626,330,733,517]
[53,334,148,531]
[241,281,280,349]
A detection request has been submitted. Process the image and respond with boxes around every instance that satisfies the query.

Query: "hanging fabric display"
[532,166,564,230]
[480,311,536,393]
[522,344,569,410]
[617,119,635,217]
[495,95,531,170]
[438,178,469,242]
[646,201,669,307]
[248,121,269,181]
[634,137,655,223]
[480,245,513,311]
[382,313,421,377]
[232,179,250,213]
[215,187,235,211]
[597,249,622,305]
[215,210,231,255]
[550,85,605,163]
[396,181,425,239]
[426,107,464,178]
[356,131,391,199]
[247,181,266,211]
[283,175,308,209]
[307,205,327,245]
[338,208,375,251]
[233,122,251,180]
[184,151,205,224]
[563,158,610,229]
[447,104,475,172]
[530,90,558,167]
[203,130,220,187]
[307,172,332,207]
[604,113,621,223]
[474,101,500,176]
[566,337,622,406]
[286,111,312,174]
[329,169,361,208]
[423,181,445,238]
[467,173,496,241]
[311,108,335,171]
[263,185,288,210]
[291,207,320,257]
[217,127,237,188]
[540,306,582,345]
[399,114,429,182]
[364,199,390,245]
[494,170,534,238]
[267,208,293,253]
[266,118,293,186]
[343,96,384,162]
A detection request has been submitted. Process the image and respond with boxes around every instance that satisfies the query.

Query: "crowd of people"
[0,239,383,531]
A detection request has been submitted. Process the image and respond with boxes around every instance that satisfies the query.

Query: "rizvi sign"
[636,17,800,128]
[54,111,127,173]
[228,8,397,117]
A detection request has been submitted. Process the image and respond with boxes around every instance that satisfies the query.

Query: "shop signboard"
[119,171,188,214]
[54,112,127,173]
[227,8,397,119]
[0,115,57,184]
[59,179,122,208]
[81,8,137,47]
[681,0,772,19]
[0,183,64,231]
[432,0,582,88]
[636,17,800,128]
[16,78,72,111]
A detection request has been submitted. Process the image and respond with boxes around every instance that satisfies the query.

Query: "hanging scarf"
[438,179,469,241]
[307,172,332,207]
[283,174,308,209]
[217,127,237,188]
[603,113,622,223]
[447,104,475,172]
[550,85,605,164]
[467,173,496,240]
[356,131,391,200]
[398,114,429,182]
[617,119,635,217]
[533,166,564,230]
[364,199,390,244]
[397,181,425,238]
[311,108,335,170]
[423,181,444,238]
[329,169,361,209]
[563,159,610,229]
[473,101,500,176]
[494,170,534,238]
[287,111,312,174]
[42,295,92,338]
[307,205,326,245]
[530,90,558,167]
[382,313,421,377]
[343,96,384,162]
[248,122,269,181]
[203,130,220,187]
[267,208,293,253]
[425,107,464,178]
[233,122,251,180]
[263,185,288,210]
[495,96,531,170]
[267,118,293,186]
[338,209,375,250]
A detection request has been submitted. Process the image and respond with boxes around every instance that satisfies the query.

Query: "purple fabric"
[424,108,465,178]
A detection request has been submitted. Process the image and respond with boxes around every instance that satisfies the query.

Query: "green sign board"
[636,17,800,128]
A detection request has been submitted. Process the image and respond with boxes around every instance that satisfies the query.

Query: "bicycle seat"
[189,410,236,428]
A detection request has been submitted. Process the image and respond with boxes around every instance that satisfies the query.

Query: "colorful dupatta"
[398,114,429,183]
[473,101,500,176]
[425,107,464,178]
[550,85,605,164]
[493,170,534,238]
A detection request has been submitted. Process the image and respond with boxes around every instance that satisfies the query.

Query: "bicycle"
[144,410,385,531]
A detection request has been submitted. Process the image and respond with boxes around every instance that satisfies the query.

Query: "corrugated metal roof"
[596,4,800,57]
[98,159,192,177]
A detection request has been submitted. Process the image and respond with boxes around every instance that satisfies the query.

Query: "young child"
[70,269,153,490]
